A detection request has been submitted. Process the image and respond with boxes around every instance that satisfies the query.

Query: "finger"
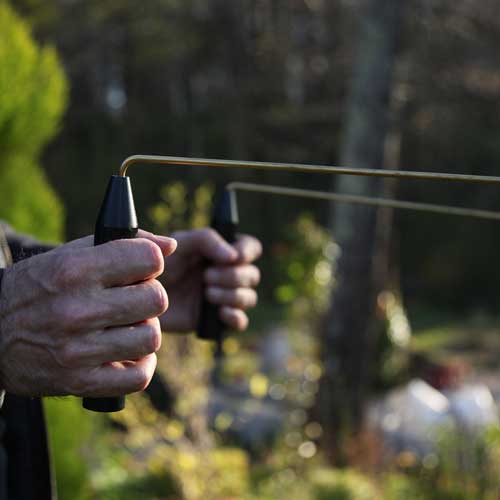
[233,235,262,264]
[173,229,238,264]
[206,286,258,310]
[204,265,261,288]
[137,230,177,257]
[91,238,172,287]
[57,232,177,256]
[83,353,157,397]
[97,279,168,327]
[65,319,162,367]
[219,306,249,331]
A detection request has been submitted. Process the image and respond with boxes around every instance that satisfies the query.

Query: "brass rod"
[227,182,500,221]
[120,154,500,186]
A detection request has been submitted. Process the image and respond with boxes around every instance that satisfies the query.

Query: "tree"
[0,0,67,241]
[317,0,405,463]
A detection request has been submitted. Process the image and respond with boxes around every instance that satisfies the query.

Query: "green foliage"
[273,213,338,321]
[310,468,378,500]
[383,474,427,499]
[44,398,95,500]
[379,425,500,500]
[0,155,63,240]
[148,181,213,233]
[0,0,67,241]
[98,471,180,500]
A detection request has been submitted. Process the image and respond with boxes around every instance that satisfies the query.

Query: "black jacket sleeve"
[0,223,55,263]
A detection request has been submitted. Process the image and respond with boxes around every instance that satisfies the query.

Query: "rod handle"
[82,226,138,413]
[197,221,237,342]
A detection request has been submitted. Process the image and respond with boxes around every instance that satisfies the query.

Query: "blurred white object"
[369,379,500,456]
[368,379,455,454]
[385,379,452,435]
[445,384,499,430]
[259,327,291,375]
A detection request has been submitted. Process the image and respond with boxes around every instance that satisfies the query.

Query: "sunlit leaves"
[0,1,67,241]
[273,213,337,319]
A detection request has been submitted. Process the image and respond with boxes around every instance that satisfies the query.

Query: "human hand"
[159,229,262,333]
[0,232,176,398]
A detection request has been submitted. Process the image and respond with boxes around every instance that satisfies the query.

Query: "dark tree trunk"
[318,0,405,463]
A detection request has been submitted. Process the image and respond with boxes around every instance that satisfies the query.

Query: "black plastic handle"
[83,176,138,413]
[197,191,238,342]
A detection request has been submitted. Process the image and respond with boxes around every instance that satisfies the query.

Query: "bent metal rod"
[120,154,500,186]
[119,155,500,220]
[226,182,500,221]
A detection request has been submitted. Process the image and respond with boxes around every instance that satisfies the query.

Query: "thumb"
[137,230,177,257]
[174,228,238,264]
[59,231,177,257]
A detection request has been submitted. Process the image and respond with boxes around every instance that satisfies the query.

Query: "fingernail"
[155,235,177,249]
[155,235,177,244]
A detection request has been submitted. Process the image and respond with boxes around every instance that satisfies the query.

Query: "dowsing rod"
[226,182,500,221]
[120,154,500,186]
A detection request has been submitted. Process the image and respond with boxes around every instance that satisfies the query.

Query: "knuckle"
[249,289,258,307]
[202,228,218,240]
[131,364,154,392]
[52,254,82,289]
[235,289,246,307]
[235,311,249,331]
[228,267,240,284]
[148,280,169,315]
[253,267,261,286]
[56,342,80,368]
[237,289,257,309]
[57,300,90,330]
[65,374,91,397]
[255,239,263,259]
[145,321,162,353]
[141,239,164,274]
[64,369,95,397]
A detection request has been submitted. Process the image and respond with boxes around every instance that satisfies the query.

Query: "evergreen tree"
[0,0,67,241]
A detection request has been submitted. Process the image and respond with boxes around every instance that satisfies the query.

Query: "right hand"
[0,233,177,398]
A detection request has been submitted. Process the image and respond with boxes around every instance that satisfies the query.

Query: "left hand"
[158,228,262,333]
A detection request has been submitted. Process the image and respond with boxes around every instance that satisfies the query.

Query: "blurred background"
[3,0,500,498]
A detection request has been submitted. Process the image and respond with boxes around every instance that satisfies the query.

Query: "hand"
[0,232,177,398]
[159,228,262,333]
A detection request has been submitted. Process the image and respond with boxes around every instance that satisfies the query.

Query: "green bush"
[309,468,378,500]
[0,0,67,241]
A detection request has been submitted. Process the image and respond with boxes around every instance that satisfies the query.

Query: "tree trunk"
[318,0,405,463]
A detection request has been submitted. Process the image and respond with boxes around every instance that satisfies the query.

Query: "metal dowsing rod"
[120,154,500,186]
[226,182,500,221]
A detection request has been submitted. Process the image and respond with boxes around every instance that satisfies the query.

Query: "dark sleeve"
[1,223,56,263]
[0,269,4,408]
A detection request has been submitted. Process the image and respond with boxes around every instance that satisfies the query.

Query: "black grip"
[82,226,138,413]
[83,174,139,413]
[197,220,237,342]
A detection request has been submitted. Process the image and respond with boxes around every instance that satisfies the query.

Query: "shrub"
[0,0,67,241]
